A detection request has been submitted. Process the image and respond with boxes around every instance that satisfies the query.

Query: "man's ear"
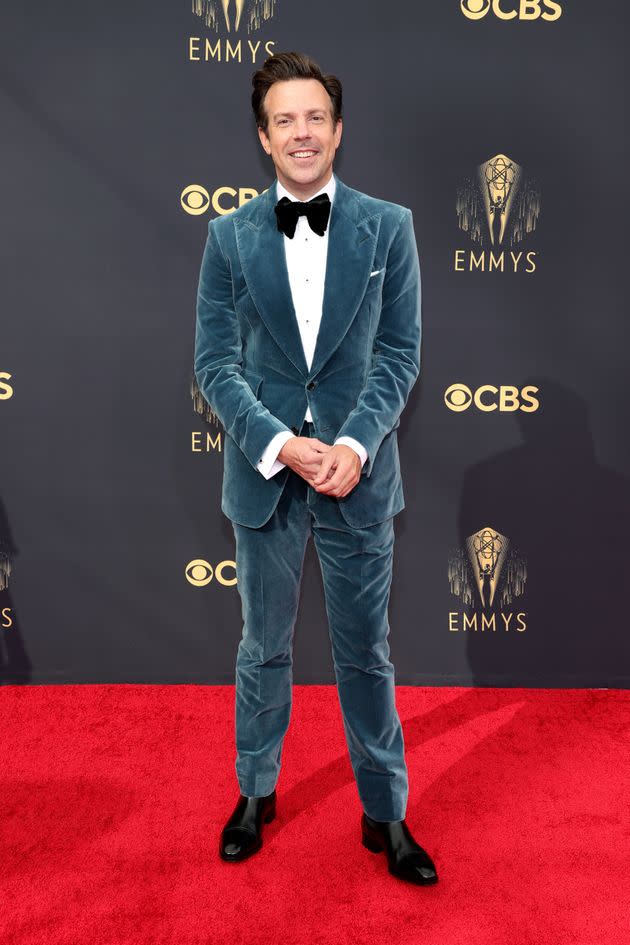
[334,116,343,148]
[258,125,271,155]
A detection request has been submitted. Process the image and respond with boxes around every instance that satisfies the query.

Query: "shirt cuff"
[334,436,368,469]
[257,430,296,479]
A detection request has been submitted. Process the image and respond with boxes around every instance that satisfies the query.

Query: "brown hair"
[251,51,342,136]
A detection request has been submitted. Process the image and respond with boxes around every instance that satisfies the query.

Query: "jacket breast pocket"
[364,266,386,296]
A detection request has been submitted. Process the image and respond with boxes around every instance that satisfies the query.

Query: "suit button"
[291,426,299,435]
[307,381,316,390]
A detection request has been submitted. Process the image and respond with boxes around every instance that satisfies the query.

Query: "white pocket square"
[369,268,383,277]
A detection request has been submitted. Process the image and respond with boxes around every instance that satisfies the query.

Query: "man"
[194,51,438,886]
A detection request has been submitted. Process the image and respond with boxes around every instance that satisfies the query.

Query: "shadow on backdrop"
[455,378,629,687]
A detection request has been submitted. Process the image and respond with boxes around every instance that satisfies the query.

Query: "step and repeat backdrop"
[2,1,629,685]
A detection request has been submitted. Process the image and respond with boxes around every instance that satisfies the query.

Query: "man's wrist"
[334,436,368,469]
[257,430,295,479]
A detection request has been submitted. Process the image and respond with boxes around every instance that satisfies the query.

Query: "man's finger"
[314,459,350,492]
[312,452,336,484]
[308,439,332,454]
[314,470,347,493]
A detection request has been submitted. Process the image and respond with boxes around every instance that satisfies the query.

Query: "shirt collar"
[276,171,336,206]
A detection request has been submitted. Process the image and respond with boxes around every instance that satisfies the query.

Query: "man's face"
[258,78,342,198]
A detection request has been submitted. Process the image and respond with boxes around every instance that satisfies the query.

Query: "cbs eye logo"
[460,0,562,20]
[180,185,264,216]
[185,559,237,587]
[181,185,210,216]
[445,384,540,412]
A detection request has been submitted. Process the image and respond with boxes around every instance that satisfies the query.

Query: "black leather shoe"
[361,812,438,885]
[219,790,277,862]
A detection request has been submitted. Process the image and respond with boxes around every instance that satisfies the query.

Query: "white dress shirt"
[257,172,368,478]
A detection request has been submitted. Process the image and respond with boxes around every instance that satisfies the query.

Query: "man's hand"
[311,444,361,498]
[278,436,332,482]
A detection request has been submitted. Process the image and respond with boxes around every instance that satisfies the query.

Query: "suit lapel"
[234,173,379,378]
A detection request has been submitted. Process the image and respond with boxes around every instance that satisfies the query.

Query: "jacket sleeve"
[335,208,422,478]
[194,219,292,470]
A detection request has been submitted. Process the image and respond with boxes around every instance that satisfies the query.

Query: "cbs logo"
[0,372,14,400]
[445,384,540,412]
[185,558,237,587]
[460,0,562,20]
[180,185,263,216]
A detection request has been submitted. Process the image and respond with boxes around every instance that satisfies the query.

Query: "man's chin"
[281,160,328,181]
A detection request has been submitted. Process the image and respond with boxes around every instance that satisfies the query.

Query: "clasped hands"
[277,436,361,498]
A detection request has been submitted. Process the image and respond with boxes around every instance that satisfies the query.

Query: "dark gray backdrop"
[2,1,628,685]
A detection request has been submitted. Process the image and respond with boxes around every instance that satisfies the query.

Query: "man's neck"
[276,169,334,202]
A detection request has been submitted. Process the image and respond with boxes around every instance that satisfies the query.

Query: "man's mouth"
[289,150,318,160]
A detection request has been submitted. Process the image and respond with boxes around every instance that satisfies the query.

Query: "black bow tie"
[274,192,331,239]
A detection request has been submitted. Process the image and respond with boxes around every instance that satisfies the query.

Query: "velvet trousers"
[230,419,409,821]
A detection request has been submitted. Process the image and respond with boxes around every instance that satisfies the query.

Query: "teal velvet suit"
[194,173,421,530]
[194,172,422,820]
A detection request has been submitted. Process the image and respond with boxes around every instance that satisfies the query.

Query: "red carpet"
[0,685,628,945]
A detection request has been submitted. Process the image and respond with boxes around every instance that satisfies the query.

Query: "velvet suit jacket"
[194,172,422,529]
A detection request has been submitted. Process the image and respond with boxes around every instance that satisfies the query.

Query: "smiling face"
[257,78,343,200]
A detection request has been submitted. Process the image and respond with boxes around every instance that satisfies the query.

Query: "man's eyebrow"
[273,108,326,119]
